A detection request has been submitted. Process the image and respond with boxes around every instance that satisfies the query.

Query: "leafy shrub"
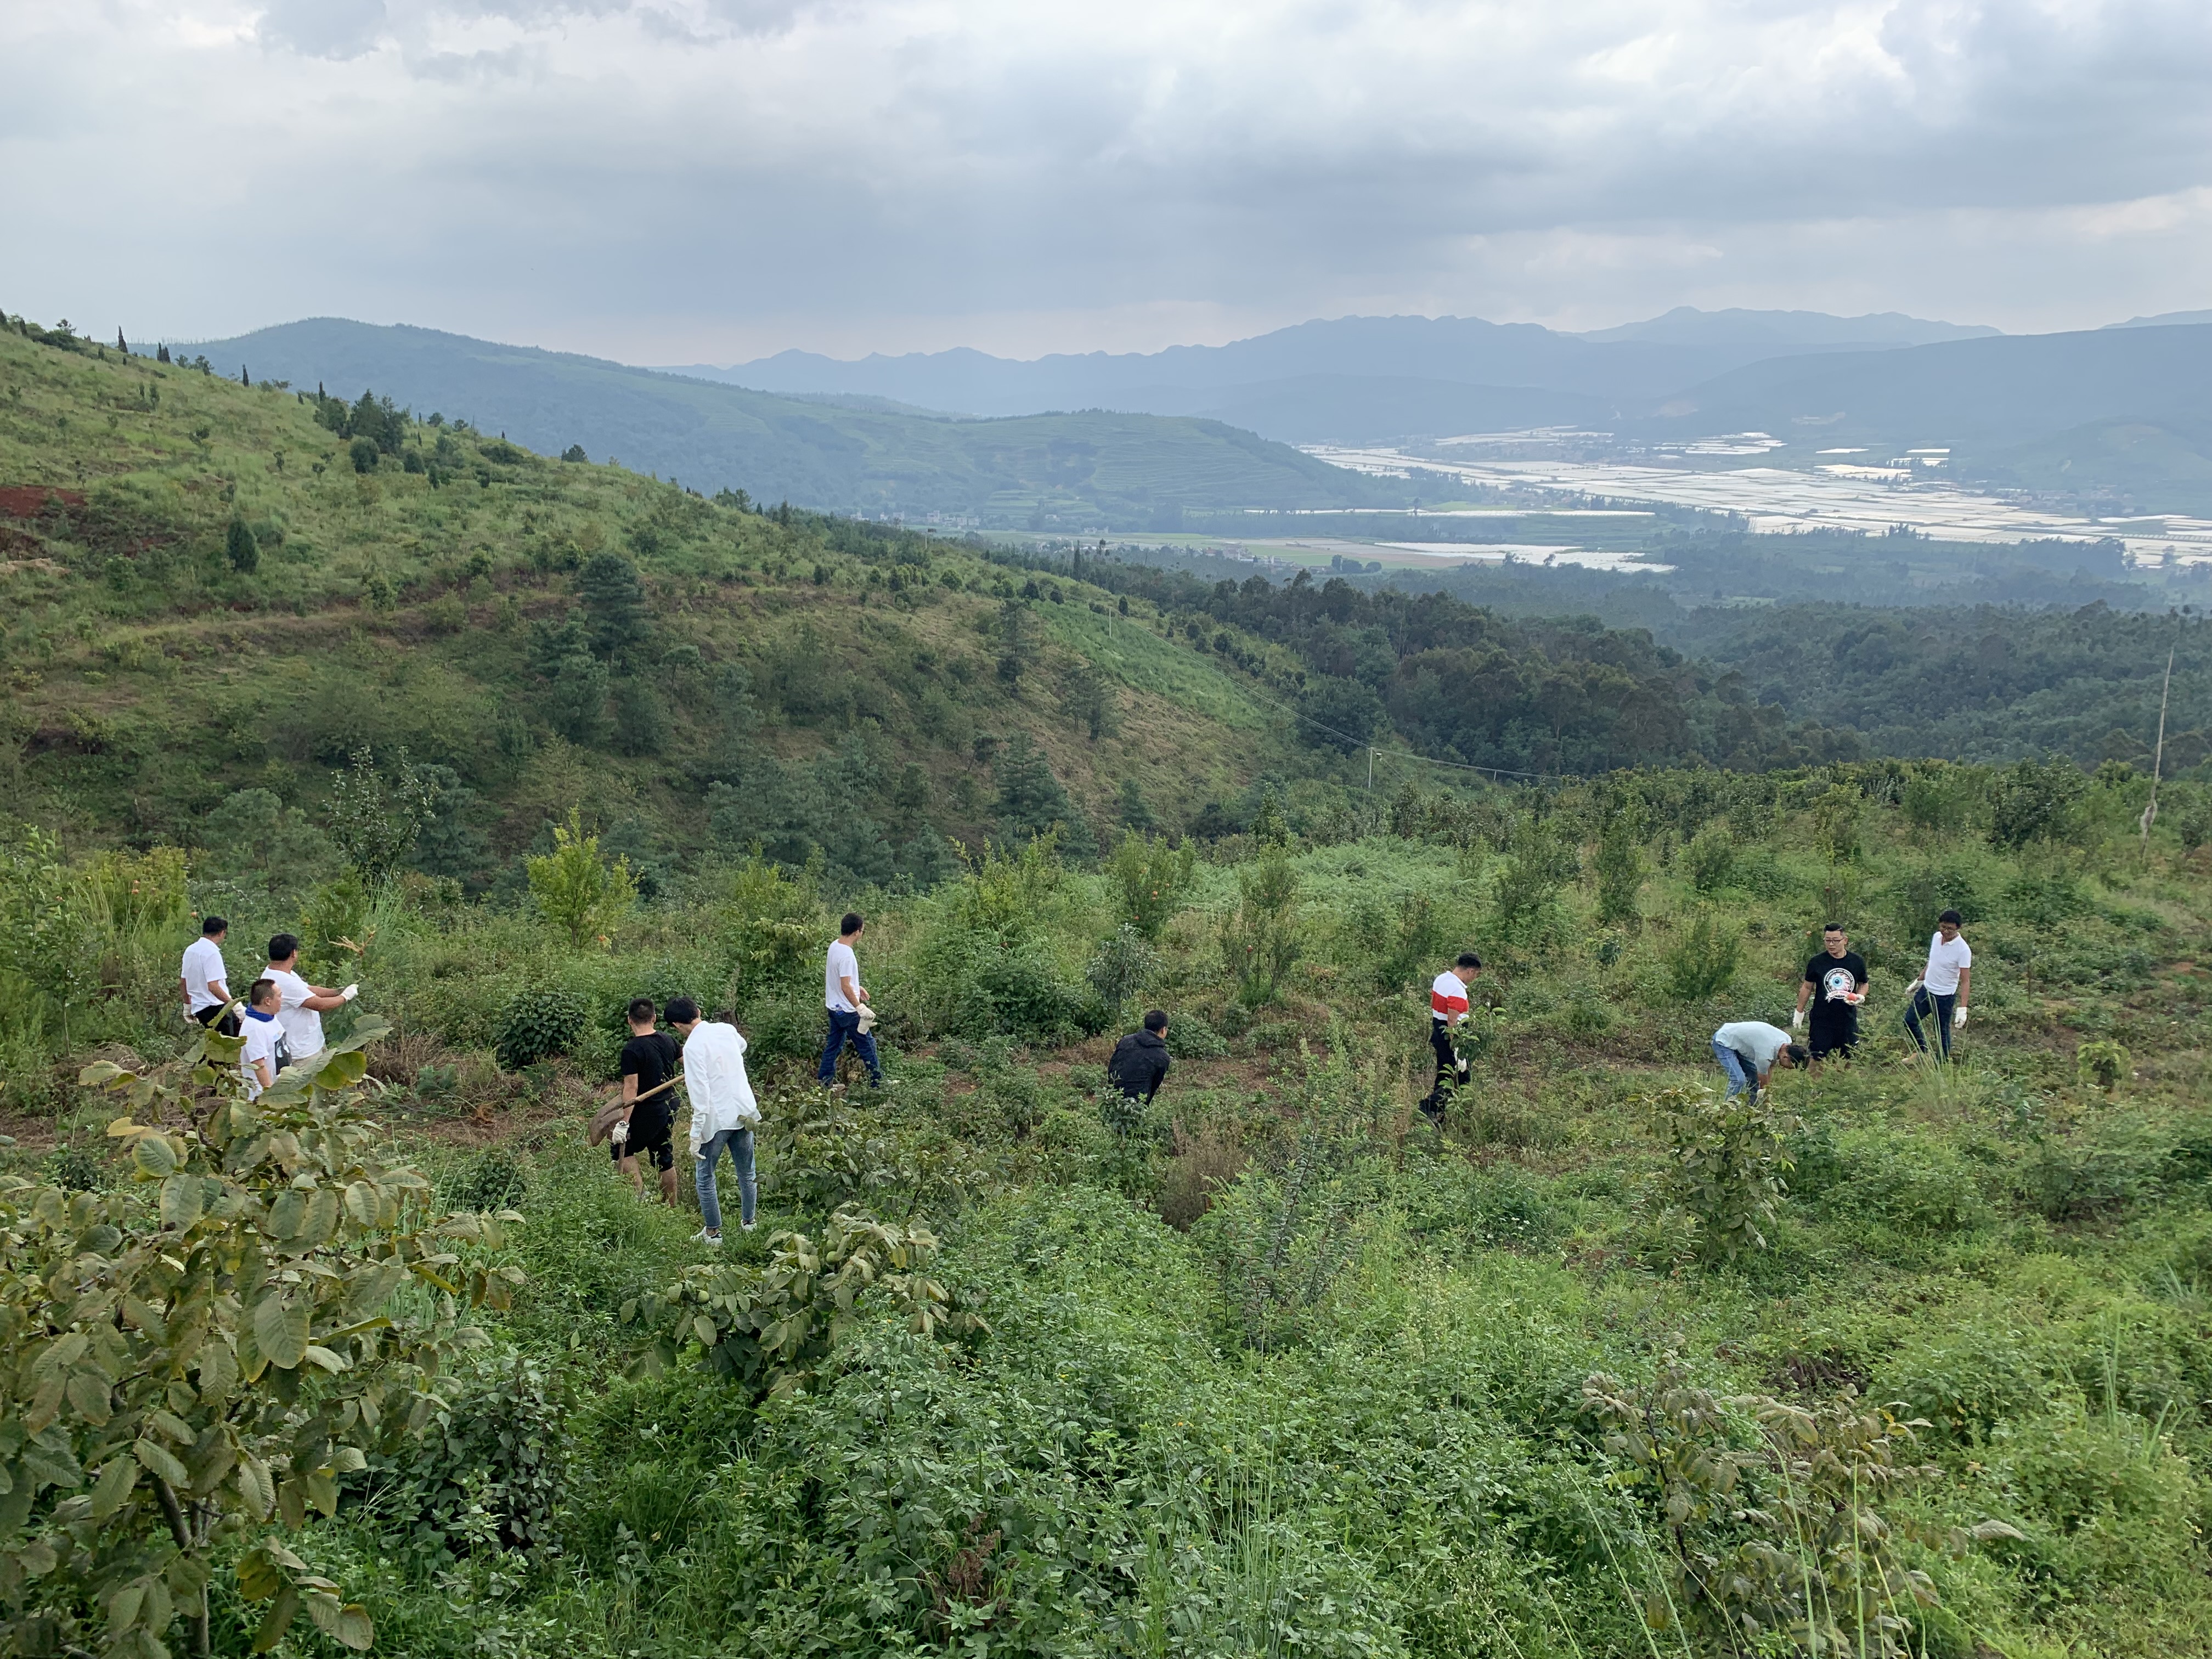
[1220,855,1299,1007]
[1583,1355,2016,1658]
[622,1207,985,1399]
[1107,831,1197,941]
[1788,1123,1994,1236]
[358,1351,568,1556]
[1661,909,1741,1001]
[1883,857,1985,942]
[725,853,819,1002]
[1593,802,1646,928]
[1882,1331,2049,1443]
[1989,755,2089,849]
[525,808,636,949]
[2005,869,2088,926]
[1812,787,1861,862]
[1085,923,1158,1023]
[42,1143,103,1192]
[2015,1118,2178,1220]
[494,987,587,1071]
[1901,766,1974,835]
[1683,825,1735,893]
[1490,815,1579,940]
[81,845,187,932]
[1167,1008,1228,1059]
[1650,1084,1798,1263]
[441,1149,528,1214]
[16,1020,523,1658]
[2077,1039,2130,1093]
[1347,888,1449,991]
[1988,1406,2200,1595]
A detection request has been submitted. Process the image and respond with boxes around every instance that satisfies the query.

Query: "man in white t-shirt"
[238,978,282,1100]
[817,911,882,1087]
[179,916,238,1036]
[668,995,760,1244]
[1420,951,1483,1121]
[1904,909,1972,1060]
[262,932,357,1065]
[1712,1020,1808,1102]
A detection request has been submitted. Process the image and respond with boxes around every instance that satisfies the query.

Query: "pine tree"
[240,364,250,386]
[116,328,127,354]
[1116,776,1157,833]
[224,517,258,574]
[155,343,170,364]
[578,552,650,663]
[996,599,1037,690]
[994,732,1073,841]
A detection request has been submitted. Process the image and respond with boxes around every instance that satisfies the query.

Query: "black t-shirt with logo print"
[1802,952,1868,1031]
[619,1032,682,1147]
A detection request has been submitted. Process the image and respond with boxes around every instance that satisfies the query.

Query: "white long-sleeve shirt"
[681,1022,760,1150]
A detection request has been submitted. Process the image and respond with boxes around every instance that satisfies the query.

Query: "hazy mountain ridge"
[179,318,1411,525]
[189,313,2212,521]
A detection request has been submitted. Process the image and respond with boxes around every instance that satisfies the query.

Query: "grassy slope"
[12,321,2212,1659]
[0,326,1285,855]
[13,773,2212,1658]
[180,318,1410,523]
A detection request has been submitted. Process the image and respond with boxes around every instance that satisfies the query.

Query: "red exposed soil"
[0,486,86,518]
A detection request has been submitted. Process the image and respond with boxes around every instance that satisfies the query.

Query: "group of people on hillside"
[1414,912,1974,1115]
[178,916,359,1100]
[1705,909,1974,1104]
[187,887,1976,1239]
[600,911,888,1245]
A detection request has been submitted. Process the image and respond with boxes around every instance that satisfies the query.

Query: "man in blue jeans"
[1711,1019,1807,1102]
[1904,909,1973,1059]
[668,996,759,1245]
[819,911,882,1087]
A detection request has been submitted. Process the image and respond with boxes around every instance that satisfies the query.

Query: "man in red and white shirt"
[1423,951,1484,1121]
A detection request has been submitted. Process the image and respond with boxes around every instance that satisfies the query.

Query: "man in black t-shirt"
[1793,923,1869,1061]
[614,997,682,1203]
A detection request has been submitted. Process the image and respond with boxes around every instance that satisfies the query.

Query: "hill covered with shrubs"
[5,312,2212,1659]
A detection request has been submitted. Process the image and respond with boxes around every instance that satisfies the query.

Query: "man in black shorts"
[614,997,681,1203]
[1793,922,1868,1062]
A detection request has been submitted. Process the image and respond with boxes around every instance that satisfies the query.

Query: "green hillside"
[179,318,1412,528]
[8,310,2212,1659]
[0,314,1886,883]
[1965,415,2212,515]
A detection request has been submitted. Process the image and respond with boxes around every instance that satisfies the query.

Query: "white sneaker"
[741,1218,757,1232]
[690,1229,721,1246]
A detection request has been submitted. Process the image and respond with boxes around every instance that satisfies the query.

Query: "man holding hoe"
[610,997,682,1205]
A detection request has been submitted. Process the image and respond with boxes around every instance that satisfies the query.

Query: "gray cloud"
[7,0,2209,358]
[258,0,390,59]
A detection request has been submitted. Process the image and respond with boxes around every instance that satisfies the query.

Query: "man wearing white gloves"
[1904,909,1972,1060]
[668,996,760,1245]
[262,932,357,1068]
[1793,923,1868,1062]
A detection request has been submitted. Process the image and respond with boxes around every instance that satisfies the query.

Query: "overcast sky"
[3,1,2207,363]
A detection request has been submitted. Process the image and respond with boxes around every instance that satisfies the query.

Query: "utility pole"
[2141,646,2175,846]
[1367,747,1374,792]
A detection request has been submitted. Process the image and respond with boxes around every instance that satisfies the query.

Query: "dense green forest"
[8,313,2212,1659]
[1066,540,2212,774]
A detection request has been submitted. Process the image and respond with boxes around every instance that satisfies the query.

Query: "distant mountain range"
[178,318,1410,526]
[664,308,2003,426]
[187,308,2212,522]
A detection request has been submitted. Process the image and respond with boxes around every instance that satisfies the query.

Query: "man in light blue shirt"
[1711,1020,1807,1102]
